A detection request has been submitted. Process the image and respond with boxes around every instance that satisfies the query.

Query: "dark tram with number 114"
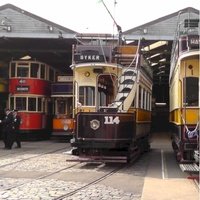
[70,34,153,163]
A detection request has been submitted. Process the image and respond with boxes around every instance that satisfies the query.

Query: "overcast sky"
[0,0,199,33]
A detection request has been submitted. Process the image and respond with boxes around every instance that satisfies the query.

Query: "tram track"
[0,140,144,200]
[2,162,81,191]
[0,140,68,158]
[2,162,129,199]
[0,145,70,169]
[0,151,138,200]
[53,162,134,200]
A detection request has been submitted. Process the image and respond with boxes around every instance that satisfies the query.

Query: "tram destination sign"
[16,86,30,92]
[74,50,105,63]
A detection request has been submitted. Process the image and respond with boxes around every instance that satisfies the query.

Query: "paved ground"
[141,132,199,200]
[0,132,198,200]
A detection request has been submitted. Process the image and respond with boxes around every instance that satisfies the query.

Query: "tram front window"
[16,97,26,111]
[28,98,36,111]
[183,77,199,106]
[31,63,39,78]
[79,86,95,106]
[98,91,106,106]
[17,67,29,77]
[57,100,66,114]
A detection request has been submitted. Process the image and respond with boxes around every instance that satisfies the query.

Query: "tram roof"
[70,62,122,70]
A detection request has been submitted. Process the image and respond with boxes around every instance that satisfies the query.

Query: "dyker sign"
[74,50,105,62]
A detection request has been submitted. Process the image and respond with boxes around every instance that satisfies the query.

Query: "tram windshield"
[79,86,95,106]
[183,77,199,106]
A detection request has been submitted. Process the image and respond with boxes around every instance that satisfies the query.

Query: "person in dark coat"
[0,109,14,149]
[11,110,21,148]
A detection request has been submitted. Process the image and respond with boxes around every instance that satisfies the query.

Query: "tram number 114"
[104,116,120,124]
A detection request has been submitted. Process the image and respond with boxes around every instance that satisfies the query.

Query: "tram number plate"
[104,116,120,124]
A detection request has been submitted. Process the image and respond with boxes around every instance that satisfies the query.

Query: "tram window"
[38,98,42,111]
[183,77,199,106]
[149,94,152,111]
[139,86,144,109]
[17,67,29,77]
[16,97,26,110]
[10,63,16,77]
[41,64,45,79]
[10,97,14,110]
[49,68,54,82]
[146,92,149,110]
[98,91,106,106]
[143,89,146,109]
[31,63,39,78]
[79,86,95,106]
[131,99,135,108]
[28,98,36,111]
[138,86,141,108]
[57,100,66,114]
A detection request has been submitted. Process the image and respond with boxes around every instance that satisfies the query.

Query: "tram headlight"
[90,119,100,130]
[84,71,90,77]
[64,124,68,131]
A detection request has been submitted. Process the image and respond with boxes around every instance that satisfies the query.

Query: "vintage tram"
[169,15,199,162]
[51,75,74,138]
[70,34,152,162]
[8,59,55,139]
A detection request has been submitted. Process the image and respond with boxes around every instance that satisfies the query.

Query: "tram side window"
[79,86,95,106]
[41,64,45,79]
[17,67,29,77]
[10,63,16,77]
[16,97,26,111]
[149,94,152,111]
[49,68,54,82]
[31,63,39,78]
[139,86,144,109]
[28,98,36,111]
[143,89,146,109]
[183,77,199,106]
[146,91,149,110]
[10,97,14,110]
[38,98,42,111]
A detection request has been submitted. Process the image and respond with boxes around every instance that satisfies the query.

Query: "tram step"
[66,155,128,163]
[179,163,199,173]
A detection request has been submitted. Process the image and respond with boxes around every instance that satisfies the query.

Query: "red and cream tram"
[51,75,74,138]
[8,60,55,139]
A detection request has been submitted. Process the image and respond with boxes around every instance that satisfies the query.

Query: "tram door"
[97,74,116,110]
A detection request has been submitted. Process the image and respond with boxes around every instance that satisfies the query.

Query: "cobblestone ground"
[0,178,141,200]
[0,140,145,200]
